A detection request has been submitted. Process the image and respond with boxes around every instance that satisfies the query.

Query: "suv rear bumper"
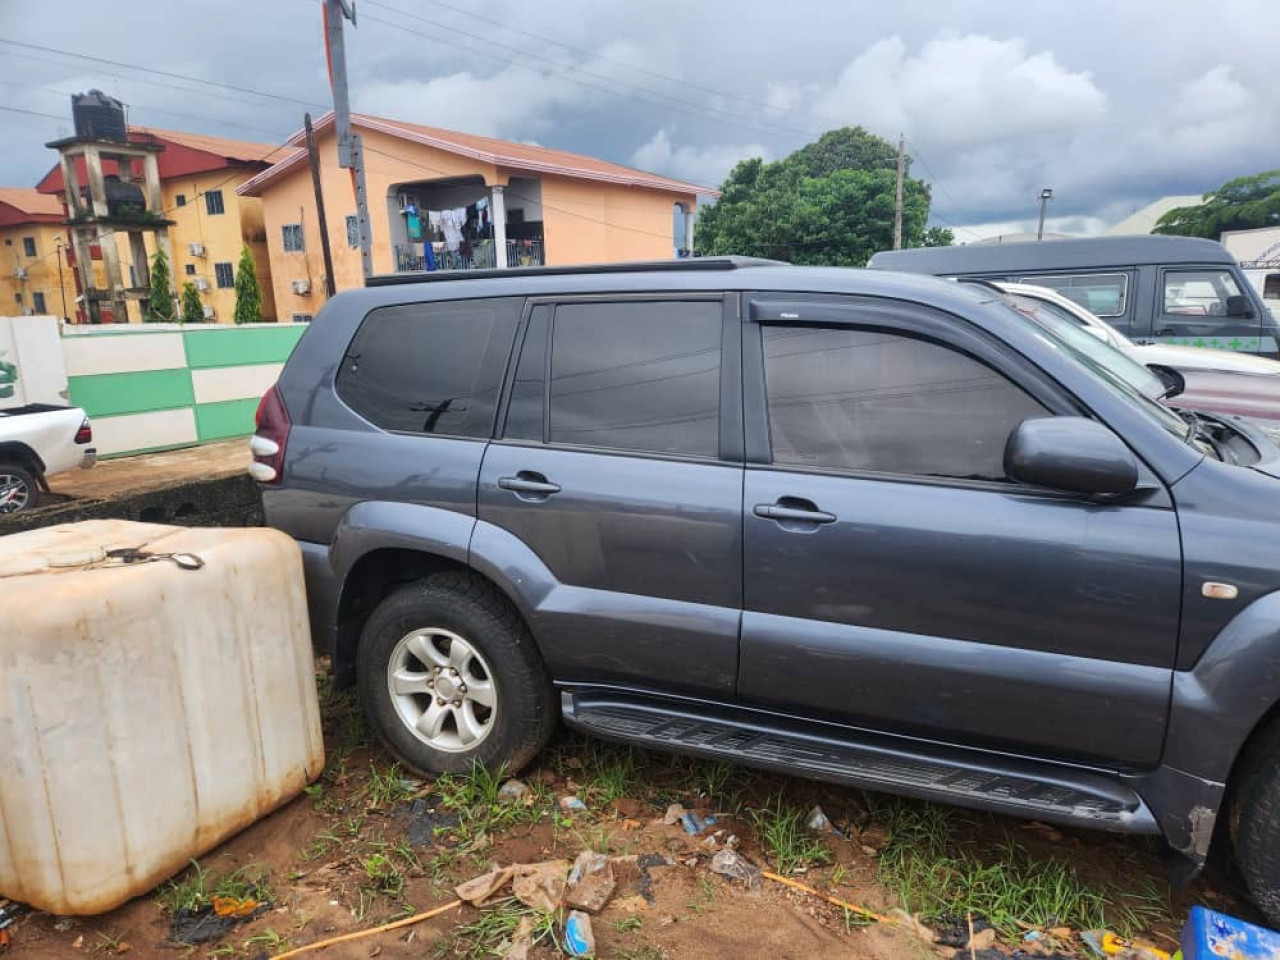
[298,539,339,659]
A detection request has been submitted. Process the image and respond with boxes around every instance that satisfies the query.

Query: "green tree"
[146,248,175,322]
[180,281,205,324]
[922,226,955,247]
[694,127,939,266]
[1153,169,1280,238]
[233,244,262,325]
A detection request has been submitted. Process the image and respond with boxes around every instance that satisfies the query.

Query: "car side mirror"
[1226,294,1253,318]
[1004,417,1139,496]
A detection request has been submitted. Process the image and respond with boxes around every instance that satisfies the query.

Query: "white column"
[682,205,695,256]
[491,184,508,269]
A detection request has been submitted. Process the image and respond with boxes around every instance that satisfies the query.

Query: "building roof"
[0,187,64,220]
[1106,195,1203,236]
[36,126,292,195]
[237,112,716,198]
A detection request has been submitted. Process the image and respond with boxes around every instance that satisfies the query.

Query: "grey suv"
[254,258,1280,921]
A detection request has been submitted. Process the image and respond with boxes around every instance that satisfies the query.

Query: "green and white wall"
[63,323,308,458]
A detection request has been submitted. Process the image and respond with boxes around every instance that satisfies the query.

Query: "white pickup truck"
[0,404,96,514]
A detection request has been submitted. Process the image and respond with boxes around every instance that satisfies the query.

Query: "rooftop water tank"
[0,520,324,915]
[71,89,127,142]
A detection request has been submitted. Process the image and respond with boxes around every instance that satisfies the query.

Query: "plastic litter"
[680,811,716,835]
[497,779,531,804]
[559,795,588,814]
[565,851,616,913]
[662,803,687,825]
[564,910,596,957]
[500,916,535,960]
[806,805,839,836]
[1082,930,1170,960]
[455,860,570,912]
[709,849,762,889]
[1183,907,1280,960]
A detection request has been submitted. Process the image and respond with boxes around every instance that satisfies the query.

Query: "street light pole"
[1037,188,1054,241]
[55,237,69,322]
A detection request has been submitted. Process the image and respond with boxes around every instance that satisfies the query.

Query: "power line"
[0,37,327,110]
[0,104,67,122]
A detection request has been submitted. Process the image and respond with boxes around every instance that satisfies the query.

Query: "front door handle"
[498,472,561,496]
[753,499,836,524]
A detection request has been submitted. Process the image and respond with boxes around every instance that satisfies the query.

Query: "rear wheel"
[0,461,38,514]
[356,572,556,776]
[1233,718,1280,925]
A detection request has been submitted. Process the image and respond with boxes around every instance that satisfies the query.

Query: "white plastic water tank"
[0,520,324,915]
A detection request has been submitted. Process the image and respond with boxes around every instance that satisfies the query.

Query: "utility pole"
[324,0,372,279]
[1037,187,1054,241]
[305,113,337,297]
[893,134,906,250]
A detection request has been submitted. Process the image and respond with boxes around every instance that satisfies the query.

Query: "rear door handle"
[753,501,836,524]
[498,472,561,496]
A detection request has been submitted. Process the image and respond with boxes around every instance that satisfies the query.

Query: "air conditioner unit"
[14,267,27,280]
[193,277,210,292]
[291,279,311,295]
[188,242,206,257]
[202,305,216,320]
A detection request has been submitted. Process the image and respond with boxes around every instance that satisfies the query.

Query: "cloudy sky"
[2,0,1277,240]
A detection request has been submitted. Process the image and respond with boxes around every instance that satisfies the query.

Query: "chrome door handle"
[498,474,561,495]
[753,502,836,524]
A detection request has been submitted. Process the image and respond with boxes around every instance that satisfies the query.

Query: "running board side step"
[561,690,1158,834]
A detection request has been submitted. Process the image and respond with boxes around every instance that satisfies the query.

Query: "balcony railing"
[394,239,544,272]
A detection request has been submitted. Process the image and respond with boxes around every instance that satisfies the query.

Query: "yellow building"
[237,113,714,320]
[36,128,290,323]
[0,188,78,319]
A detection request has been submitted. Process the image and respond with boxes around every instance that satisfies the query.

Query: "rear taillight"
[249,385,291,485]
[74,418,92,444]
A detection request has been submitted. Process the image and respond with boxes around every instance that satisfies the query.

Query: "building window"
[345,215,359,248]
[762,325,1046,481]
[3,239,11,246]
[184,263,196,276]
[282,223,305,252]
[291,313,314,323]
[214,262,235,288]
[14,293,22,304]
[205,190,225,215]
[22,237,36,257]
[176,194,186,207]
[33,292,46,313]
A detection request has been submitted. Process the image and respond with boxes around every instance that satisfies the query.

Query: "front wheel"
[1233,720,1280,926]
[356,572,556,776]
[0,461,39,514]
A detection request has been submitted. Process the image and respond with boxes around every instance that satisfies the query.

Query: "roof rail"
[365,256,783,287]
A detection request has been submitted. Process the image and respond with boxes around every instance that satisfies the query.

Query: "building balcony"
[394,239,545,273]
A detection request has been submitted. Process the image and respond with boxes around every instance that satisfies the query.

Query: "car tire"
[356,571,556,777]
[1233,718,1280,926]
[0,461,39,515]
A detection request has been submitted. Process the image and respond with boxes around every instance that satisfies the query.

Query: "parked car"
[0,403,95,514]
[256,258,1280,924]
[868,235,1279,358]
[994,281,1280,441]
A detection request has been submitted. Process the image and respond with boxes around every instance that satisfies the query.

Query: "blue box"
[1182,906,1280,960]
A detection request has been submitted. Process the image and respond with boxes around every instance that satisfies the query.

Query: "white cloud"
[631,128,769,188]
[811,35,1108,148]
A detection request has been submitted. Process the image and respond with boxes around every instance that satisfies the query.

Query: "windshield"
[1002,294,1192,442]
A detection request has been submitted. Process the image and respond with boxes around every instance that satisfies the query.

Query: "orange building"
[0,188,78,319]
[36,128,290,322]
[237,113,714,321]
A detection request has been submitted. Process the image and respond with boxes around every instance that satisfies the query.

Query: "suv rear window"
[336,297,522,437]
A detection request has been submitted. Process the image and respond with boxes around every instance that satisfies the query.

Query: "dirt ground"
[49,439,249,501]
[3,677,1252,960]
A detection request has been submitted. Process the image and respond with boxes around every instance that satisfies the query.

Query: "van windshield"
[1002,294,1192,443]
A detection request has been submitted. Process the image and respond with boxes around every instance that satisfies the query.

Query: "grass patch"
[243,929,290,955]
[433,900,557,959]
[362,852,406,897]
[871,799,1170,937]
[156,861,274,916]
[366,761,418,809]
[433,761,554,847]
[750,795,832,875]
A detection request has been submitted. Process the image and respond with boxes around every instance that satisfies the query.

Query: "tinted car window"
[337,297,522,437]
[504,305,550,441]
[763,326,1046,481]
[1022,273,1128,318]
[550,301,721,457]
